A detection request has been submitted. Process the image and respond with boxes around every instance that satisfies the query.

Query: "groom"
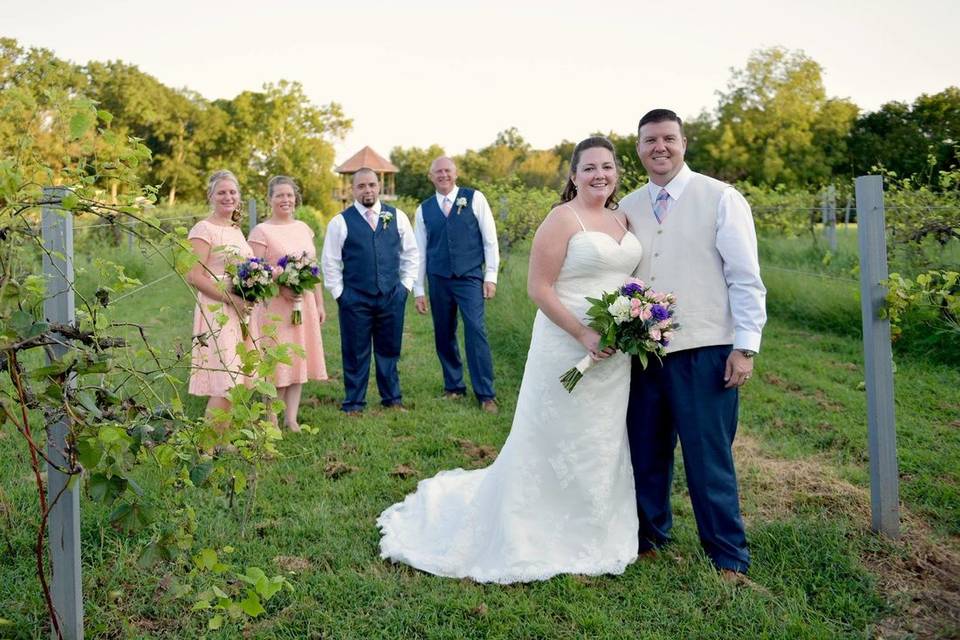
[413,156,500,413]
[320,168,419,414]
[620,109,767,575]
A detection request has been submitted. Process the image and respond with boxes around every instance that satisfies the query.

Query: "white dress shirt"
[321,200,419,300]
[412,186,500,297]
[646,164,766,352]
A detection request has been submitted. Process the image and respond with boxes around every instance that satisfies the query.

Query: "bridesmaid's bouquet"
[226,256,278,339]
[275,253,322,325]
[560,278,679,392]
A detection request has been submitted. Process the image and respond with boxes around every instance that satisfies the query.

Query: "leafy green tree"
[848,101,927,179]
[707,47,857,186]
[212,81,351,214]
[913,87,960,173]
[516,149,564,190]
[390,144,446,201]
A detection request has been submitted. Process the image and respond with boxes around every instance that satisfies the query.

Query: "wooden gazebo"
[334,146,399,205]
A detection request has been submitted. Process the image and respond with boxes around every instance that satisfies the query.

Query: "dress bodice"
[187,219,253,277]
[554,231,644,320]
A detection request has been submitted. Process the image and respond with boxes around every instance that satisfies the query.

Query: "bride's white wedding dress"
[378,212,643,583]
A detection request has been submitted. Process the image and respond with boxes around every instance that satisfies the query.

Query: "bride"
[378,137,643,583]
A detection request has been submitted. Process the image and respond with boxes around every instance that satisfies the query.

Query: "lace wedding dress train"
[378,227,643,583]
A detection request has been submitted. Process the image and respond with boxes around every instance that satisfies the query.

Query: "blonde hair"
[206,170,242,224]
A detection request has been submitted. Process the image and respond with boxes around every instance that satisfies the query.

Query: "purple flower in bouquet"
[226,257,278,339]
[620,281,646,297]
[559,278,681,392]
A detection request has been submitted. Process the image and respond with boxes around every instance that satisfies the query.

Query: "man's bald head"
[429,156,457,196]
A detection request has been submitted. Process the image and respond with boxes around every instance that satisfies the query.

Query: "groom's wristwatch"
[736,349,757,359]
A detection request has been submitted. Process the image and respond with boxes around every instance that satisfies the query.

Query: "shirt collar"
[646,163,692,204]
[353,200,381,215]
[436,186,459,206]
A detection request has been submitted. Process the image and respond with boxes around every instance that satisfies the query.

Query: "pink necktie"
[365,209,378,230]
[442,197,452,217]
[653,188,670,224]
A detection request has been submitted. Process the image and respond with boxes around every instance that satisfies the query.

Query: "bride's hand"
[576,327,616,361]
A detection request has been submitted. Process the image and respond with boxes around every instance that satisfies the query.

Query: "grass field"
[0,234,958,639]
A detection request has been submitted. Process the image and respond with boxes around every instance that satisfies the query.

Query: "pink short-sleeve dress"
[187,219,257,397]
[247,220,328,387]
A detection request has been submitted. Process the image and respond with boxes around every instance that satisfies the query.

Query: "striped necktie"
[365,209,378,230]
[442,197,452,217]
[653,188,670,224]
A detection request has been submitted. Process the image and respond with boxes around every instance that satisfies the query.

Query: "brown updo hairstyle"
[558,136,620,210]
[206,169,242,224]
[266,175,303,209]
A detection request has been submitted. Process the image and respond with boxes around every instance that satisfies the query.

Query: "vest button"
[654,253,659,257]
[657,229,663,235]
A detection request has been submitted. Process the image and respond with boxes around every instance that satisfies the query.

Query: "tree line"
[2,39,957,210]
[0,38,350,212]
[392,48,959,201]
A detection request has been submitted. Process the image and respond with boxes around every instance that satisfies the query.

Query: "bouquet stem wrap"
[559,354,594,392]
[240,311,252,340]
[291,299,303,325]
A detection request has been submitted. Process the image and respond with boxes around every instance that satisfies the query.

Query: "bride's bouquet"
[560,278,679,392]
[275,253,322,325]
[226,256,278,339]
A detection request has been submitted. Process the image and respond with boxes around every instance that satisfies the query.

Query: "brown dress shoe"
[480,400,499,414]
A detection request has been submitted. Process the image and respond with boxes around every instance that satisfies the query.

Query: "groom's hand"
[415,296,429,314]
[483,282,497,299]
[724,350,754,389]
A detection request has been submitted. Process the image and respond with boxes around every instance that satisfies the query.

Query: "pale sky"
[3,0,958,163]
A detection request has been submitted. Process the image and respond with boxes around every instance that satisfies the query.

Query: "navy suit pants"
[427,273,495,401]
[626,344,750,572]
[337,284,407,412]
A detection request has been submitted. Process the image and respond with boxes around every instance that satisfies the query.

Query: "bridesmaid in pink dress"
[186,170,256,429]
[248,176,328,431]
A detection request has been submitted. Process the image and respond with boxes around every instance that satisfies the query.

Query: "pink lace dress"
[187,219,257,397]
[247,220,328,387]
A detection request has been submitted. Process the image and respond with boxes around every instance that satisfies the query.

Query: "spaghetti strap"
[613,214,629,233]
[562,203,586,232]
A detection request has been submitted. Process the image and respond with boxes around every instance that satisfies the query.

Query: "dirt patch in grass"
[735,435,960,639]
[454,438,498,467]
[273,555,312,573]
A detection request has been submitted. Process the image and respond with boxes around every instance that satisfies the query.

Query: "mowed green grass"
[0,235,957,639]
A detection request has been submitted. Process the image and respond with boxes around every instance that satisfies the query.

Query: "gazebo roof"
[335,146,398,174]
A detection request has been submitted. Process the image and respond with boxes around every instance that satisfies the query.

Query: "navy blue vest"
[341,204,401,295]
[420,187,484,278]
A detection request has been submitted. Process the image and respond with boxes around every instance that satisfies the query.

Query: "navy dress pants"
[626,344,750,572]
[337,284,407,412]
[427,273,495,401]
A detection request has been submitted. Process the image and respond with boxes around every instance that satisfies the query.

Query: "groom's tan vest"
[620,172,734,354]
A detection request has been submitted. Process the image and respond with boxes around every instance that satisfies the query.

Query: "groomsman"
[413,157,500,413]
[321,168,419,414]
[620,109,766,577]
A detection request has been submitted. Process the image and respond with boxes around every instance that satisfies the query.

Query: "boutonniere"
[455,196,468,215]
[380,211,394,228]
